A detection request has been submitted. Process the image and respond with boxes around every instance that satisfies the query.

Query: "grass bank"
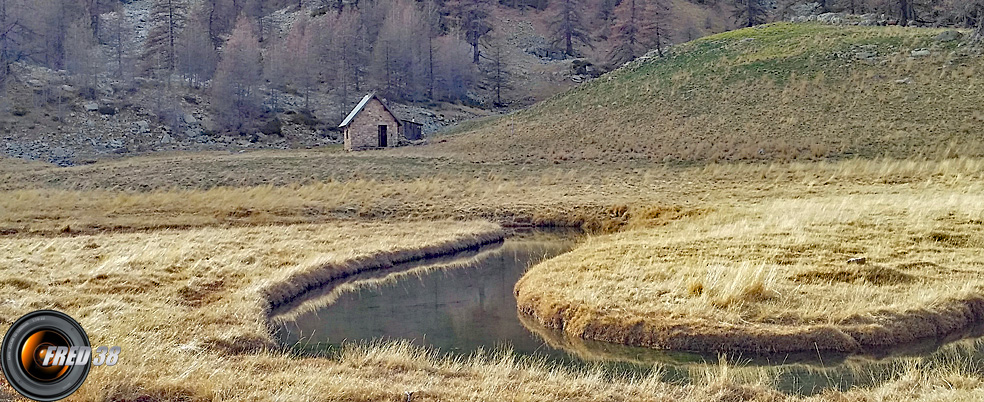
[516,184,984,353]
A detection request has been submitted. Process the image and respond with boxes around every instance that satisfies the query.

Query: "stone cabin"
[339,92,422,151]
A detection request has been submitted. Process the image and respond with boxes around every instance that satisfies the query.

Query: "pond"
[272,230,984,395]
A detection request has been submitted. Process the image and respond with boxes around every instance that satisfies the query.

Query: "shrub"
[259,117,283,136]
[291,110,320,128]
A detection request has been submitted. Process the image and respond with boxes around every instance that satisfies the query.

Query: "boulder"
[132,120,150,134]
[525,44,566,60]
[84,102,99,112]
[935,30,962,42]
[855,51,878,60]
[910,48,931,58]
[183,113,198,124]
[817,12,844,24]
[789,1,822,17]
[107,138,125,149]
[858,14,879,26]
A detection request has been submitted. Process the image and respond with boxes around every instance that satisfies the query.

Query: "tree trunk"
[116,17,123,77]
[899,0,910,25]
[91,13,100,39]
[564,3,573,56]
[975,7,984,41]
[168,0,176,71]
[747,0,753,27]
[428,35,434,98]
[655,19,663,57]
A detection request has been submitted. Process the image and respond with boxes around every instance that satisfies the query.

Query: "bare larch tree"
[548,0,591,58]
[143,0,188,75]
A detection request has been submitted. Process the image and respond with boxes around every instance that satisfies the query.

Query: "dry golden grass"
[0,218,790,402]
[5,151,984,237]
[0,220,630,401]
[4,152,984,400]
[516,181,984,353]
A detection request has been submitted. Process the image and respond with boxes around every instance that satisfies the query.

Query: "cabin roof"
[338,92,402,128]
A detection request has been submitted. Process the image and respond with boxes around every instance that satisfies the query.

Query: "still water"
[273,231,984,395]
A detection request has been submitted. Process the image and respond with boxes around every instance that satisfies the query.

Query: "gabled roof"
[338,92,402,128]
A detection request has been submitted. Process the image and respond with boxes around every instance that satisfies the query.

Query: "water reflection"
[274,231,582,359]
[274,231,984,395]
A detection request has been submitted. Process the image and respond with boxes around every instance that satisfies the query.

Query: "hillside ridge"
[427,23,984,163]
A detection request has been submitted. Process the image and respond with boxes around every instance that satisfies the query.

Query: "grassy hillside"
[429,23,984,163]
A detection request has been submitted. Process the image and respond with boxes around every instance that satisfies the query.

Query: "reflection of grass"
[270,240,510,321]
[522,307,984,396]
[273,233,574,321]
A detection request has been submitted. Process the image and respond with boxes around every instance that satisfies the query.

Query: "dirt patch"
[921,231,970,247]
[790,265,916,285]
[896,261,942,270]
[178,279,226,307]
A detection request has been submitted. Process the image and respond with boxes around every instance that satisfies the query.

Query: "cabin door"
[378,125,388,147]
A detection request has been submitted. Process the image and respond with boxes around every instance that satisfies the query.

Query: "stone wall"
[344,98,400,151]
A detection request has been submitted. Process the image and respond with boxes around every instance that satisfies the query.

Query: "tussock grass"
[516,186,984,353]
[427,23,984,163]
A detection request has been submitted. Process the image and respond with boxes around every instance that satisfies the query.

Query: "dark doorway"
[377,125,388,147]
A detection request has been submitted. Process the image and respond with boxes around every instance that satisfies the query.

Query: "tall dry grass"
[0,219,798,402]
[516,183,984,353]
[5,153,984,236]
[4,151,984,399]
